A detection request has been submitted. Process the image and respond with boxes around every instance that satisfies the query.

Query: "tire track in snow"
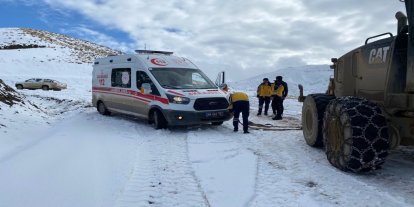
[114,125,209,207]
[186,126,258,207]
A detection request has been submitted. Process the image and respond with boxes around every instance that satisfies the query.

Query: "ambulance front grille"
[193,98,229,111]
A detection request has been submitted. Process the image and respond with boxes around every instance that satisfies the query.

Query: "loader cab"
[332,35,394,102]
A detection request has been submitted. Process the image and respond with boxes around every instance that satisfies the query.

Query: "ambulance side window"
[111,68,131,88]
[136,71,160,96]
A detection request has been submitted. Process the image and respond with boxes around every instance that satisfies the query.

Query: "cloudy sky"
[0,0,406,81]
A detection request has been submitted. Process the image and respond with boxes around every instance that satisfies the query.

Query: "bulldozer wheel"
[323,97,389,172]
[302,94,335,147]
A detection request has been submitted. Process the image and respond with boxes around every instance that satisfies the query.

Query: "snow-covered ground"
[0,28,414,207]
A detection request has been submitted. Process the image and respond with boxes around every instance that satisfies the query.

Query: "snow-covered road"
[1,101,414,207]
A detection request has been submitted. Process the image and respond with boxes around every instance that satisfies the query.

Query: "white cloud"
[38,0,405,80]
[60,26,134,52]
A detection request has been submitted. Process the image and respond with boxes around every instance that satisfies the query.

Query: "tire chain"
[324,96,389,172]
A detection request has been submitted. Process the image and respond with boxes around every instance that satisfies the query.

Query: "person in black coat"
[276,76,288,116]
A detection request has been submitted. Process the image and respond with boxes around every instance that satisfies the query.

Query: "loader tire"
[323,97,389,173]
[302,94,335,147]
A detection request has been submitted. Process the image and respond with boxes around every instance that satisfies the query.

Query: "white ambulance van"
[92,50,231,129]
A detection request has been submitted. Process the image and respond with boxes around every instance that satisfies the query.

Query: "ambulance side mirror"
[141,83,152,94]
[215,71,226,86]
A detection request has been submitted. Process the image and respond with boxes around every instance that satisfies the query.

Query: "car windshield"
[150,68,217,89]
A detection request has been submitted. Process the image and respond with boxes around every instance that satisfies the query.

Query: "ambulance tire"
[212,121,224,126]
[153,110,168,130]
[97,101,111,116]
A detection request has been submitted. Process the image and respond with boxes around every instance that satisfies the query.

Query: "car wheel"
[97,101,111,116]
[16,85,23,90]
[42,85,49,91]
[153,110,168,130]
[212,121,224,126]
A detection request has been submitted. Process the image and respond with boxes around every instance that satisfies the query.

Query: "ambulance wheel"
[302,94,335,147]
[16,84,23,90]
[153,110,168,129]
[42,85,49,91]
[97,101,111,116]
[323,97,389,172]
[212,121,224,126]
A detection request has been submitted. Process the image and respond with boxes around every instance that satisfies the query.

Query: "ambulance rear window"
[111,68,131,88]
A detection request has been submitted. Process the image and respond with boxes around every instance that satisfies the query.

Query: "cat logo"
[368,46,390,64]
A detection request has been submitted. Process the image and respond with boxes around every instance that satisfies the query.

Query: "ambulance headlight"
[167,94,190,104]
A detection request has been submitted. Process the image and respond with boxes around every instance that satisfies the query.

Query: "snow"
[229,65,333,97]
[0,111,138,207]
[0,28,414,207]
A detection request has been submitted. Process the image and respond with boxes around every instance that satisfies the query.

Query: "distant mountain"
[229,65,333,97]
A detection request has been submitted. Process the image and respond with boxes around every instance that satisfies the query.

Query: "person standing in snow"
[271,77,285,120]
[256,78,272,116]
[277,76,288,116]
[220,84,250,134]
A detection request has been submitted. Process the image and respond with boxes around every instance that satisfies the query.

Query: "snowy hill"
[0,28,121,64]
[0,28,122,101]
[229,65,333,97]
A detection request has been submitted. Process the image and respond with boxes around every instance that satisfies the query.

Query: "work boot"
[234,128,238,132]
[264,112,268,116]
[257,112,261,116]
[244,131,250,134]
[272,116,282,120]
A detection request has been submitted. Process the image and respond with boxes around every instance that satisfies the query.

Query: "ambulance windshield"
[150,68,217,89]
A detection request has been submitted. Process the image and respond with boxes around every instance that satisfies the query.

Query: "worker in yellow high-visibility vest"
[271,77,285,120]
[220,84,250,133]
[256,78,272,116]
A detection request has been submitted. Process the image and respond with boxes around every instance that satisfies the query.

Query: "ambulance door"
[136,70,161,116]
[110,68,133,111]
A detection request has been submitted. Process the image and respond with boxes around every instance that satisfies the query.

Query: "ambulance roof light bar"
[135,50,174,55]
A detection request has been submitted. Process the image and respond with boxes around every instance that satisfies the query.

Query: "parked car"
[15,78,67,91]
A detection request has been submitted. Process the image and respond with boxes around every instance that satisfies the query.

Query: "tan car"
[15,78,67,91]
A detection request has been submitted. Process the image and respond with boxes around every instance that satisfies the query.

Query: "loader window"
[336,61,344,83]
[111,68,131,88]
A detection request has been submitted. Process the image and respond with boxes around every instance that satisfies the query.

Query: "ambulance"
[92,50,231,129]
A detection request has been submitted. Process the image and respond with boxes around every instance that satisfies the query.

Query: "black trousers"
[271,96,283,118]
[258,96,271,114]
[233,101,250,132]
